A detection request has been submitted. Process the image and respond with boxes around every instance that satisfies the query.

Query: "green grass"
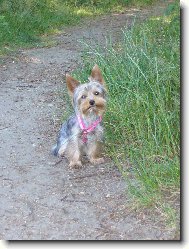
[71,0,180,222]
[0,0,158,56]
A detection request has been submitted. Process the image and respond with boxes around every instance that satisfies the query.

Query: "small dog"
[52,64,107,168]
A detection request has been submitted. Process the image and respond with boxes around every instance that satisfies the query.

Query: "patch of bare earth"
[0,0,179,240]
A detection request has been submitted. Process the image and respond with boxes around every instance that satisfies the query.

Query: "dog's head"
[66,64,107,117]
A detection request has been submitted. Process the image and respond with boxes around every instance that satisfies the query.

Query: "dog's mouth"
[87,105,96,110]
[81,101,106,116]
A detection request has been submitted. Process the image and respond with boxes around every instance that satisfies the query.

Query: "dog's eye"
[81,95,86,99]
[94,91,99,95]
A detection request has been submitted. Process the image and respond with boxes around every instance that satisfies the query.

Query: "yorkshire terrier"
[52,64,107,168]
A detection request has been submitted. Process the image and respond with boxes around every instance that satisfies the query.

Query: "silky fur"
[52,65,107,168]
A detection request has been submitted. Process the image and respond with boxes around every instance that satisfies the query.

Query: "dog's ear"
[90,64,105,86]
[66,74,79,96]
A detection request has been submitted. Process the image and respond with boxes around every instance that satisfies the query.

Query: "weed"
[72,1,180,223]
[0,0,158,55]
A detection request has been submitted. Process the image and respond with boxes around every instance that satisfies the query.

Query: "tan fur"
[65,139,82,168]
[55,65,107,168]
[87,140,104,165]
[90,64,107,90]
[66,74,80,96]
[90,64,105,84]
[80,94,106,116]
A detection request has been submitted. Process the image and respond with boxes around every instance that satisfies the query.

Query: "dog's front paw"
[69,160,82,169]
[90,157,105,165]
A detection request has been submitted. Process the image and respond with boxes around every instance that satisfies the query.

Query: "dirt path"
[0,0,178,240]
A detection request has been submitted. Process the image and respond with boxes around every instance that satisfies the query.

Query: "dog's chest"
[79,125,103,145]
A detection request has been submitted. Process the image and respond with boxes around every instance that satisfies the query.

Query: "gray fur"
[52,115,78,156]
[52,78,107,164]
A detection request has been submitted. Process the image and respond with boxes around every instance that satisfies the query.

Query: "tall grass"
[72,1,180,215]
[0,0,158,55]
[0,0,81,54]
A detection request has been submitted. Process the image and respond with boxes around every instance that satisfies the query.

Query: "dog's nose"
[89,100,95,106]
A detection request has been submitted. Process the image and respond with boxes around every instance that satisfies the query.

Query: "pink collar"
[77,115,102,143]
